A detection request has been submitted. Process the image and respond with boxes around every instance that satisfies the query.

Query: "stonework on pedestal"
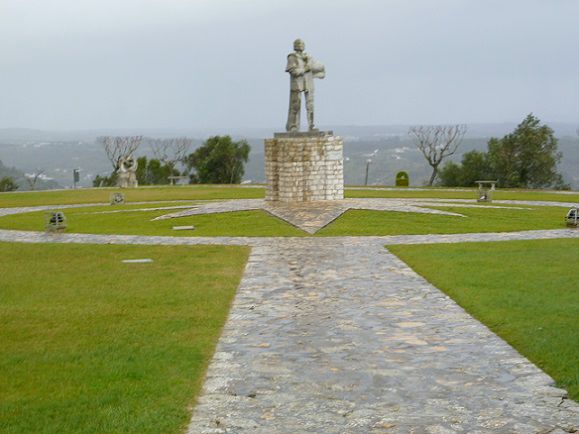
[265,131,344,202]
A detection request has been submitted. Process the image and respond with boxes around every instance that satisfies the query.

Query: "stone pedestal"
[265,131,344,202]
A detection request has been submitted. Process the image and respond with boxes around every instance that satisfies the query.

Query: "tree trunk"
[428,166,438,186]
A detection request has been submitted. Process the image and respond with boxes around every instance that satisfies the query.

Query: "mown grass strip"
[0,185,264,208]
[388,239,579,401]
[0,208,305,237]
[346,188,579,203]
[0,242,249,433]
[1,186,577,208]
[318,206,568,236]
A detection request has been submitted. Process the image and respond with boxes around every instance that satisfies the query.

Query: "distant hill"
[1,123,577,189]
[0,160,61,191]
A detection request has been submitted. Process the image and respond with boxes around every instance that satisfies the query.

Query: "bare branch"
[408,124,467,186]
[149,137,193,169]
[25,169,45,190]
[98,136,143,170]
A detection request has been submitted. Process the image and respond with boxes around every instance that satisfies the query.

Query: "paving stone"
[186,241,579,433]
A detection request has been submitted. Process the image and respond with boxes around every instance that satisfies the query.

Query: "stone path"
[0,201,578,433]
[188,240,579,433]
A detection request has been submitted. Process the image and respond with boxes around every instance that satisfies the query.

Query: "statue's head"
[293,39,305,52]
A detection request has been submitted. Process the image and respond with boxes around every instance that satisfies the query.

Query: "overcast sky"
[1,0,578,131]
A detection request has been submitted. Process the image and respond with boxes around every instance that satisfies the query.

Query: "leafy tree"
[487,114,564,188]
[92,173,118,187]
[437,161,462,187]
[439,150,492,187]
[0,176,18,192]
[439,114,568,189]
[185,136,250,184]
[135,156,179,185]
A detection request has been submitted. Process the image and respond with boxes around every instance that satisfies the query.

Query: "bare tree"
[409,124,467,186]
[98,136,143,171]
[150,137,193,171]
[25,169,45,190]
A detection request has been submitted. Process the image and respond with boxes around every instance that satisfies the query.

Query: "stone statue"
[117,154,138,188]
[285,39,325,132]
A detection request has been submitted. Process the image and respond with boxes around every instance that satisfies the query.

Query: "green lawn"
[0,242,249,433]
[346,188,579,203]
[0,206,305,237]
[1,185,577,208]
[318,205,569,236]
[0,203,570,237]
[388,239,579,401]
[0,185,264,208]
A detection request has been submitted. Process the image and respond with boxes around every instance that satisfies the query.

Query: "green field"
[0,242,249,434]
[318,205,569,236]
[346,188,579,203]
[0,185,264,208]
[0,202,571,237]
[0,206,305,237]
[1,185,578,208]
[388,239,579,401]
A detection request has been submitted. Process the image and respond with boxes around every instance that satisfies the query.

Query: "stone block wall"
[265,133,344,202]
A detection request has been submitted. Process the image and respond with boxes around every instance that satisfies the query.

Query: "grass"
[0,206,306,237]
[388,239,579,401]
[0,202,570,237]
[0,242,249,433]
[1,185,577,208]
[0,185,264,208]
[317,205,569,236]
[346,188,579,203]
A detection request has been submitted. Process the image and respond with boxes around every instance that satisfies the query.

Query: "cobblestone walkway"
[1,201,578,432]
[188,240,579,433]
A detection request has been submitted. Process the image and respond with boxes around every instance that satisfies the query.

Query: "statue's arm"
[285,54,305,76]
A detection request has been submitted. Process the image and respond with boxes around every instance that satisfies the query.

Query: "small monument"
[265,39,344,202]
[117,155,138,188]
[45,211,67,232]
[476,180,497,203]
[110,192,125,205]
[566,206,578,228]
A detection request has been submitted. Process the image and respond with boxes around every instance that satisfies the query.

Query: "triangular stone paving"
[152,198,508,234]
[263,201,351,234]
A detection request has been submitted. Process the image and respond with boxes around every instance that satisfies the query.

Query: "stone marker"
[566,206,578,227]
[122,259,153,263]
[476,180,497,202]
[110,192,125,205]
[172,225,195,231]
[45,211,67,232]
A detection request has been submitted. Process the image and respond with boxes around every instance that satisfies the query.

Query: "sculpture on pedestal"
[285,39,325,132]
[266,39,343,202]
[117,155,138,188]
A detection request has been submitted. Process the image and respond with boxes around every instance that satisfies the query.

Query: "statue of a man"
[285,39,325,132]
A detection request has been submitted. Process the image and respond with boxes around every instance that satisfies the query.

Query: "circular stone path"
[1,199,578,433]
